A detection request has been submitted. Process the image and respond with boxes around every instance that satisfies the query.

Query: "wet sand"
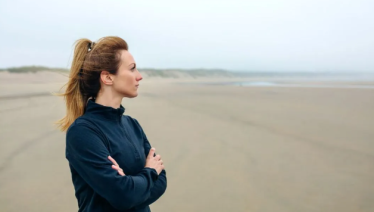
[0,75,374,212]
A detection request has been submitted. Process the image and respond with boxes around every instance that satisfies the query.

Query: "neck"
[95,90,123,109]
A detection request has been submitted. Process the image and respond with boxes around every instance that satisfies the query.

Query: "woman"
[57,36,167,212]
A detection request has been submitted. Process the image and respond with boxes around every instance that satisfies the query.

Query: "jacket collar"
[84,99,125,120]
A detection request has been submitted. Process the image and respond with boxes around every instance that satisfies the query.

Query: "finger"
[108,156,119,167]
[112,165,125,176]
[158,166,164,174]
[118,168,125,176]
[147,148,156,158]
[159,159,163,165]
[154,154,161,160]
[108,156,119,166]
[112,165,120,170]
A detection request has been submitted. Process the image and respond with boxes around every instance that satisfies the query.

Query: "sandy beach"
[0,72,373,212]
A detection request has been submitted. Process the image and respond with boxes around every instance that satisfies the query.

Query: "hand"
[108,156,125,176]
[145,148,164,175]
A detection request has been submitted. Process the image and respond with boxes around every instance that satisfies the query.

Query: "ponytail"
[56,36,129,132]
[56,39,91,132]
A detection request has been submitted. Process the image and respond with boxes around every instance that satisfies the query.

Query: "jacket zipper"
[119,115,140,160]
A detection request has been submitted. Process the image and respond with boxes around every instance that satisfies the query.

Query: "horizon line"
[0,65,373,74]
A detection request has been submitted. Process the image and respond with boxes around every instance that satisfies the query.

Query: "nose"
[136,71,143,81]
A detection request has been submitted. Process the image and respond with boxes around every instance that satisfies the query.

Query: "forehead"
[119,50,135,66]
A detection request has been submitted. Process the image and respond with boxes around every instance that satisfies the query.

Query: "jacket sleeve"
[133,119,167,209]
[66,123,159,211]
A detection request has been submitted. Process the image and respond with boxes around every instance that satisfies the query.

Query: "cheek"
[116,73,135,89]
[126,74,135,84]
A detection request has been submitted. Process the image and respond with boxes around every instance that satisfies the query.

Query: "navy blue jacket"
[65,99,167,212]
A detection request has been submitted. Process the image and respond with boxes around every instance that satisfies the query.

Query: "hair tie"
[88,42,95,51]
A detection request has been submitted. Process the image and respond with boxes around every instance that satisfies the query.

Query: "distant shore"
[1,65,374,80]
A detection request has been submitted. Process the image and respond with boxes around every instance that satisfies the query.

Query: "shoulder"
[65,122,110,161]
[67,117,99,136]
[66,120,103,148]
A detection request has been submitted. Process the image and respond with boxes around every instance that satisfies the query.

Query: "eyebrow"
[129,63,136,67]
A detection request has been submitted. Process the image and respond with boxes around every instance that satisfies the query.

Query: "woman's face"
[112,50,143,98]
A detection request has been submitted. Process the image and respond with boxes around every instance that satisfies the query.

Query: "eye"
[130,65,136,71]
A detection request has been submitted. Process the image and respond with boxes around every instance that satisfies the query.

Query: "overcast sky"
[0,0,373,72]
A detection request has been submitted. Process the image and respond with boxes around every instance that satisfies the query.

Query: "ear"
[100,70,114,85]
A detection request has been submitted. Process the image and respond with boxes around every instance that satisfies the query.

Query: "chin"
[126,92,138,98]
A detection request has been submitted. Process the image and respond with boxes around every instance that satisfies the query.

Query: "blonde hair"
[56,36,128,131]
